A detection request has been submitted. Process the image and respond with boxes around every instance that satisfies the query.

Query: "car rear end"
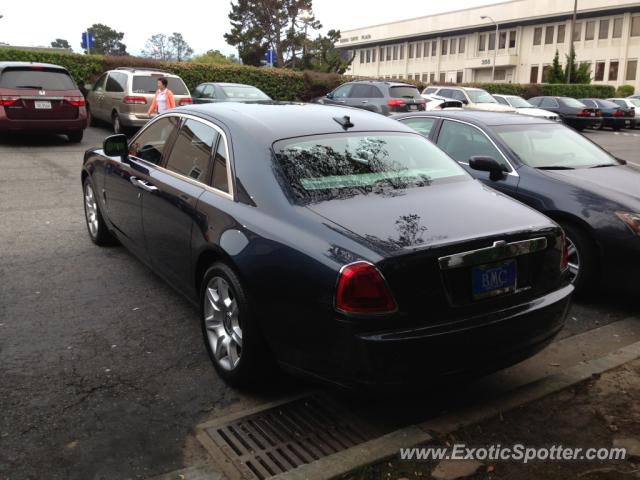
[383,84,426,115]
[423,94,463,111]
[560,98,601,129]
[119,72,192,127]
[0,63,87,136]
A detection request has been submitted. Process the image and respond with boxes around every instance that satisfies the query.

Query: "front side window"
[333,84,352,99]
[93,73,108,92]
[129,116,180,165]
[437,120,508,170]
[164,119,218,183]
[274,133,468,203]
[401,117,436,137]
[494,124,617,169]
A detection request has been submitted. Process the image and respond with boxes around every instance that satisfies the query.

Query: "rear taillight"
[576,109,590,117]
[335,261,397,314]
[0,96,20,106]
[386,99,405,108]
[64,96,85,107]
[613,110,624,117]
[560,234,569,271]
[179,98,193,106]
[123,96,147,105]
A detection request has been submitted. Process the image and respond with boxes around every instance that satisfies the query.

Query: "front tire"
[68,130,83,143]
[559,221,599,297]
[83,177,117,246]
[200,262,273,388]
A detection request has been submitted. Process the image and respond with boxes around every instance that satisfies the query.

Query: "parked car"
[607,97,640,128]
[86,67,191,134]
[422,93,464,111]
[0,61,87,142]
[82,103,572,388]
[316,80,426,115]
[493,94,559,121]
[192,82,271,104]
[579,98,635,130]
[527,96,601,131]
[421,86,516,113]
[393,110,640,296]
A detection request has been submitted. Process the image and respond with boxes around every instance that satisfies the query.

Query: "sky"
[0,0,505,57]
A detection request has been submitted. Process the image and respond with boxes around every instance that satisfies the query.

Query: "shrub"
[536,83,615,99]
[615,84,635,97]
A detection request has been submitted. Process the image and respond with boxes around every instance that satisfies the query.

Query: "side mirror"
[469,156,507,181]
[84,83,94,91]
[462,99,469,105]
[103,134,129,159]
[326,92,334,99]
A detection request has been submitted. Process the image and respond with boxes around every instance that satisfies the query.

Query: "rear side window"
[401,117,436,137]
[212,140,230,193]
[132,76,189,95]
[389,86,421,98]
[129,116,180,165]
[221,85,270,100]
[0,67,76,90]
[165,119,217,183]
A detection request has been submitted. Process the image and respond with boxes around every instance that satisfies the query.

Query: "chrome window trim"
[398,115,519,177]
[128,112,234,201]
[438,237,548,270]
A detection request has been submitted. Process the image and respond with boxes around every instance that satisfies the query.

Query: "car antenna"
[333,115,354,130]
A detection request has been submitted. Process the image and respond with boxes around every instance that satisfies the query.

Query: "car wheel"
[83,177,117,246]
[112,112,122,134]
[200,262,273,388]
[68,130,83,143]
[559,221,598,297]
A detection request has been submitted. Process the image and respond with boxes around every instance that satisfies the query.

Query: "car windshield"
[274,132,468,203]
[390,86,422,98]
[493,124,618,169]
[562,97,587,108]
[508,96,534,108]
[630,99,640,108]
[467,90,498,104]
[132,76,189,95]
[221,85,271,100]
[0,68,76,90]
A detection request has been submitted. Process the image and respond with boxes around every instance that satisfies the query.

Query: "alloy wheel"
[84,183,99,238]
[203,276,242,371]
[566,236,580,284]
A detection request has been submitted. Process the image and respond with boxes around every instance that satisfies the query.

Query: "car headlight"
[616,212,640,236]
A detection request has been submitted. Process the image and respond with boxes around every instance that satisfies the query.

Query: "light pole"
[481,15,499,81]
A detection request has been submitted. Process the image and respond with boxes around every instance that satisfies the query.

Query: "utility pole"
[481,15,499,81]
[566,0,578,83]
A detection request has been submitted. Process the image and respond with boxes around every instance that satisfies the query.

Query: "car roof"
[348,80,416,87]
[199,82,262,88]
[436,86,483,92]
[390,110,555,126]
[179,102,417,141]
[0,61,68,71]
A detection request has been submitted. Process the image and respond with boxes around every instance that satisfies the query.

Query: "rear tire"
[112,112,122,134]
[68,130,83,143]
[558,221,599,297]
[200,262,275,389]
[83,177,117,246]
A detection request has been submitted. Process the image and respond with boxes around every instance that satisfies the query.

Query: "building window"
[509,30,516,48]
[393,45,398,60]
[442,39,448,55]
[386,47,392,61]
[479,34,486,51]
[542,65,551,82]
[613,18,623,38]
[432,41,437,56]
[573,22,582,41]
[499,32,507,49]
[365,49,371,63]
[632,16,640,36]
[451,38,457,54]
[399,45,404,60]
[530,65,539,83]
[459,37,466,53]
[599,19,609,39]
[372,48,376,62]
[429,73,436,83]
[594,61,605,81]
[494,69,506,81]
[408,43,414,59]
[488,32,496,50]
[609,60,619,81]
[359,50,365,63]
[585,21,595,40]
[379,47,385,62]
[416,42,422,57]
[439,72,446,82]
[557,25,565,43]
[533,27,542,45]
[456,71,463,83]
[626,60,638,81]
[424,41,429,57]
[545,26,554,44]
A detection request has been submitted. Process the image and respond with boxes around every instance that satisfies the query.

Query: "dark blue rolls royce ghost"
[393,111,640,297]
[82,103,572,389]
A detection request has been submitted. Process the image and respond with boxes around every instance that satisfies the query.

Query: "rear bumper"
[602,117,635,128]
[562,115,600,128]
[306,284,573,388]
[0,116,87,133]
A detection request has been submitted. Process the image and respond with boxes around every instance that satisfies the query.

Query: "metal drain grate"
[199,394,378,479]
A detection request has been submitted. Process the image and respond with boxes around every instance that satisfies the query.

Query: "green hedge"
[616,84,635,97]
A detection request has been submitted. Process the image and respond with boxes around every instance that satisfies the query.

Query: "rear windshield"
[467,89,498,104]
[389,86,422,99]
[596,99,623,109]
[0,68,76,90]
[561,97,586,108]
[221,85,270,100]
[132,76,189,95]
[274,132,468,203]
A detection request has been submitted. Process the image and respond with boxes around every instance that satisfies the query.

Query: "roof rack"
[115,67,171,74]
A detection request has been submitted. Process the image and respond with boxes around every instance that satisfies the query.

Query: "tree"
[302,29,352,73]
[225,0,321,67]
[545,50,565,83]
[84,24,127,56]
[50,39,71,49]
[142,34,173,61]
[169,33,193,62]
[192,49,235,65]
[563,50,592,84]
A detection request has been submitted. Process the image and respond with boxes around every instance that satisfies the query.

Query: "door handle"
[336,100,346,104]
[130,176,158,192]
[361,100,369,104]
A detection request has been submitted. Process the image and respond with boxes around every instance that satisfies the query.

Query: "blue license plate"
[472,259,517,300]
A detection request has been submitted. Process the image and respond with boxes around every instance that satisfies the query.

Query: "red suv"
[0,61,87,142]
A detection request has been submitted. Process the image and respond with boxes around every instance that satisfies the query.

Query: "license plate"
[34,101,52,110]
[409,104,418,110]
[590,112,595,117]
[472,259,517,300]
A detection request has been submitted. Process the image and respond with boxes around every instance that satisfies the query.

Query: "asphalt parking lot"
[0,125,638,480]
